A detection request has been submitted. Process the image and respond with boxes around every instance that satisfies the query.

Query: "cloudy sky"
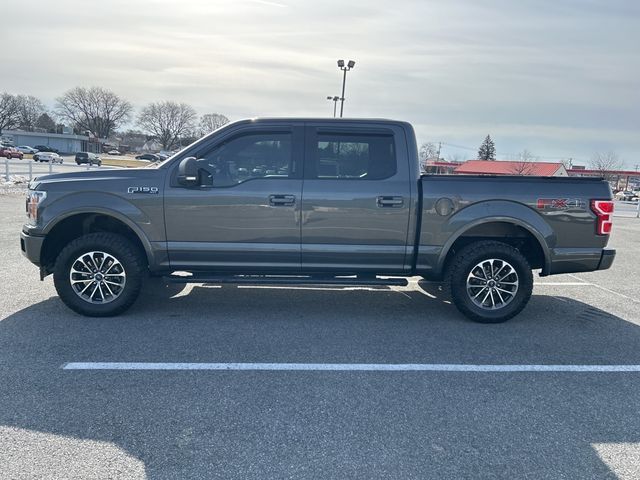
[2,0,638,166]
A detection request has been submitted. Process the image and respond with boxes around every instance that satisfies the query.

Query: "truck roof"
[230,117,410,127]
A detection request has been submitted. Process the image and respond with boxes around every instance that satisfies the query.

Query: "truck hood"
[31,168,164,190]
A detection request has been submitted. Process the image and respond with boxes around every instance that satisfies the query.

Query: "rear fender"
[437,200,554,274]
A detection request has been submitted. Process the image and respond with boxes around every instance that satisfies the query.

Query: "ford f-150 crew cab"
[20,118,616,322]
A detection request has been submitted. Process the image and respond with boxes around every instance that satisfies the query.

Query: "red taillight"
[591,200,614,235]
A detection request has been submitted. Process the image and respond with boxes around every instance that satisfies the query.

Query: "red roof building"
[454,160,567,177]
[423,160,464,175]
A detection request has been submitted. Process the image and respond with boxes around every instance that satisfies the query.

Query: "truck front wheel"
[53,233,144,317]
[447,240,533,323]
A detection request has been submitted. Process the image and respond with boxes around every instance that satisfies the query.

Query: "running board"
[163,274,408,287]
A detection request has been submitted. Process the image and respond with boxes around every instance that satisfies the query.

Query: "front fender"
[39,192,161,265]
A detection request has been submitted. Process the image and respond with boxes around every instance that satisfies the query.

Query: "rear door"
[164,124,304,271]
[300,123,413,273]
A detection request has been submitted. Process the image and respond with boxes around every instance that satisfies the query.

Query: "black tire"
[53,233,145,317]
[446,240,533,323]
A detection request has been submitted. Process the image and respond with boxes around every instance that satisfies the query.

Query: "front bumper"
[597,248,616,271]
[20,230,44,266]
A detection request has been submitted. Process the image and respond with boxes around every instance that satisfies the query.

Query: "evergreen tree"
[478,135,496,161]
[35,113,56,132]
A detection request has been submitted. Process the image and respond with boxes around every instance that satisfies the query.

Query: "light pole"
[326,95,339,118]
[337,59,355,118]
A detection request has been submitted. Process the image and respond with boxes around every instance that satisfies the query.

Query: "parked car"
[135,153,160,161]
[615,190,638,201]
[33,145,60,154]
[20,118,616,322]
[75,152,102,166]
[107,150,121,155]
[16,146,39,154]
[0,146,24,159]
[33,152,63,164]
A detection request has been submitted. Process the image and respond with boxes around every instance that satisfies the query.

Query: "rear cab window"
[306,130,397,180]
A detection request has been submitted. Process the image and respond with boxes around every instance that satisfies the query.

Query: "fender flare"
[436,201,554,275]
[40,193,156,265]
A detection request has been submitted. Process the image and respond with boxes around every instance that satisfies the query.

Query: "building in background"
[423,159,464,175]
[1,130,99,154]
[568,168,640,190]
[454,160,568,177]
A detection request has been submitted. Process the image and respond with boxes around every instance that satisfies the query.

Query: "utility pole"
[436,142,442,161]
[337,59,355,117]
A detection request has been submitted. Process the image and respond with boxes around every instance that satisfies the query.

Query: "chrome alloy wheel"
[466,258,519,310]
[69,251,126,304]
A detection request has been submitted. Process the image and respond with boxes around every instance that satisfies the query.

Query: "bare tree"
[589,151,622,180]
[56,86,132,139]
[510,149,538,175]
[419,142,439,171]
[138,101,197,150]
[16,95,46,131]
[560,158,574,170]
[199,113,229,136]
[510,162,535,175]
[0,93,20,134]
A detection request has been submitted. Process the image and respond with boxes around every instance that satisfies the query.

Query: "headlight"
[26,190,46,224]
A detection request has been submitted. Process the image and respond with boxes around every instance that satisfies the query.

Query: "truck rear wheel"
[53,233,144,317]
[446,240,533,323]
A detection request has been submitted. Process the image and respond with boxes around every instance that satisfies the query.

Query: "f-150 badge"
[127,186,159,194]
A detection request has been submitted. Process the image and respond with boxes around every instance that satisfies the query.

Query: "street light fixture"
[326,95,339,118]
[337,59,355,118]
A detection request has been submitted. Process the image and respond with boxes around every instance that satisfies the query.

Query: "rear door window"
[310,132,396,180]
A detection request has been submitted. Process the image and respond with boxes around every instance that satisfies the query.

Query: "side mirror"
[177,157,198,186]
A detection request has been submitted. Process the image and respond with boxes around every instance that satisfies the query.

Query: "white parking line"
[568,274,640,305]
[62,362,640,372]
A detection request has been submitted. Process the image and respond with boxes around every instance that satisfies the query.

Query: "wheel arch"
[439,217,551,276]
[40,210,152,276]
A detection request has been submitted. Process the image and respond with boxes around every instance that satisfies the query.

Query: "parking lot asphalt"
[1,192,640,479]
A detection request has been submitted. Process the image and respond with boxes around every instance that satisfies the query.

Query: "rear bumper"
[597,248,616,271]
[547,247,615,275]
[20,230,44,266]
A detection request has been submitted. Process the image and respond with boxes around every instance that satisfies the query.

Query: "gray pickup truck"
[20,118,615,322]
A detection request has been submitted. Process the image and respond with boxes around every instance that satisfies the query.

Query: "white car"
[615,191,638,202]
[33,152,63,164]
[107,150,121,155]
[16,146,39,154]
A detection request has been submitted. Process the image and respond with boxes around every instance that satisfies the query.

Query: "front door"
[301,124,412,273]
[164,126,304,271]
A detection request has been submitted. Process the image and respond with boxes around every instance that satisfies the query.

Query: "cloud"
[1,0,638,165]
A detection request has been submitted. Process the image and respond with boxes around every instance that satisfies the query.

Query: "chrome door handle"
[269,194,296,206]
[377,196,404,208]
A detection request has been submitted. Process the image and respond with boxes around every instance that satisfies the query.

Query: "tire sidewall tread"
[446,240,533,323]
[53,232,144,317]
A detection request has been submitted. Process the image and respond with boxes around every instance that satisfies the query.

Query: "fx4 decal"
[536,198,585,210]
